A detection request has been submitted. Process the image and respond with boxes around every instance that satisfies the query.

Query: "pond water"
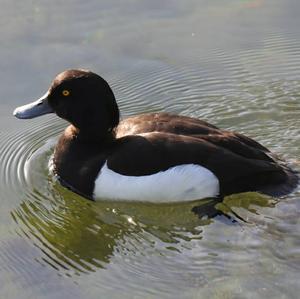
[1,0,300,298]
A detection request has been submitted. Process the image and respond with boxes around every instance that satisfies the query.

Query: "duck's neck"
[69,124,116,144]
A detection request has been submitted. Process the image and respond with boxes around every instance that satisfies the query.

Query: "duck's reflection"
[11,182,214,274]
[11,182,276,275]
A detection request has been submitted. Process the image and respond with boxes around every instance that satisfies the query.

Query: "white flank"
[94,162,219,202]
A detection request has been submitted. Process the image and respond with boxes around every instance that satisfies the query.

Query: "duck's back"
[116,113,272,162]
[116,112,220,137]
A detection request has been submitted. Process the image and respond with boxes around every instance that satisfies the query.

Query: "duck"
[13,69,298,203]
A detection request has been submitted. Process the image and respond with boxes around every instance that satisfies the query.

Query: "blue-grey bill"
[13,91,54,119]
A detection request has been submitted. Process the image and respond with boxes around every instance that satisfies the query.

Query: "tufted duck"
[13,69,298,202]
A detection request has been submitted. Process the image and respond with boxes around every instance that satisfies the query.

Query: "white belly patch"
[93,162,219,202]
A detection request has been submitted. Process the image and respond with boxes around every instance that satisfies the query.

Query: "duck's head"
[14,69,119,138]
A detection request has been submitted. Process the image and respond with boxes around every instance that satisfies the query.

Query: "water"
[1,0,300,298]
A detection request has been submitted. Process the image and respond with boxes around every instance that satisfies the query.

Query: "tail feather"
[258,167,299,197]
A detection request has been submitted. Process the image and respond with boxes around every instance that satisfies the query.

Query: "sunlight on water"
[0,0,300,298]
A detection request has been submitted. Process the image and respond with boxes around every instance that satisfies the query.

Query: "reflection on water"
[216,192,277,221]
[1,0,300,298]
[11,187,278,276]
[12,190,208,274]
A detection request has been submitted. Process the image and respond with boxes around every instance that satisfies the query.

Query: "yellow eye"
[62,90,70,96]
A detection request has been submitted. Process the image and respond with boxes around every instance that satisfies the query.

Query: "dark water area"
[0,0,300,298]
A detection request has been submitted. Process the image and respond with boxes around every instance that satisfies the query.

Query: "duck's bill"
[13,91,54,119]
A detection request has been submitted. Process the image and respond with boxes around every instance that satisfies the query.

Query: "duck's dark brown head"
[14,69,120,139]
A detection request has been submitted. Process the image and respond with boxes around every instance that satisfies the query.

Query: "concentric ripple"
[0,117,62,200]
